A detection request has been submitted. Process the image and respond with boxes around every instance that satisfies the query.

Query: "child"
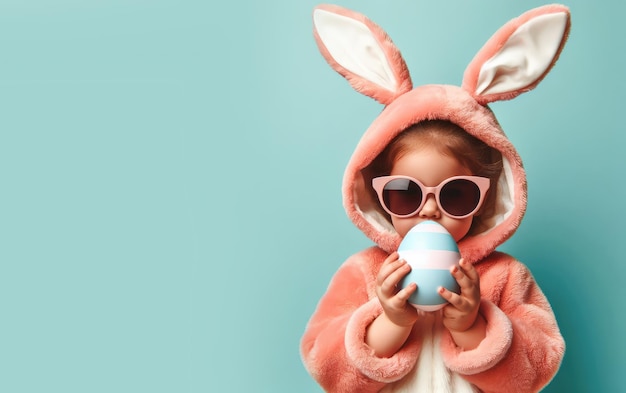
[301,4,570,393]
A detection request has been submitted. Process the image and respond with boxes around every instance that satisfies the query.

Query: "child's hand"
[375,252,418,327]
[439,258,482,334]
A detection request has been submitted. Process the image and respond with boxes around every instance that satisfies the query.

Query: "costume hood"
[313,4,570,263]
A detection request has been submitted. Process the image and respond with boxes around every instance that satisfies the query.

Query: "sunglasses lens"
[382,179,423,216]
[440,179,481,217]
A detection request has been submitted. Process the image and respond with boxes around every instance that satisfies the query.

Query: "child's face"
[389,146,475,242]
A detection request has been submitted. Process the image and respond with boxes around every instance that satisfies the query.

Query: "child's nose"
[419,194,441,218]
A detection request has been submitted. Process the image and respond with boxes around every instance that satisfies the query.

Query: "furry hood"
[312,4,570,264]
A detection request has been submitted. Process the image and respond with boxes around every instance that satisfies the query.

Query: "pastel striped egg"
[397,220,461,311]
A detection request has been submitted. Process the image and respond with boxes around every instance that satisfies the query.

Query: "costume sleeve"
[300,248,422,393]
[441,253,565,393]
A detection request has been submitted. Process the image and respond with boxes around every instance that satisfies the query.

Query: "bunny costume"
[301,4,570,393]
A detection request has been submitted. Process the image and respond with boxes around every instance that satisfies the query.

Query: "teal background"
[0,0,623,392]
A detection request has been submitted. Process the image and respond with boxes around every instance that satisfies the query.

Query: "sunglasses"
[372,175,490,219]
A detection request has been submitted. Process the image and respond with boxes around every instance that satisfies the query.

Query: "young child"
[301,4,570,393]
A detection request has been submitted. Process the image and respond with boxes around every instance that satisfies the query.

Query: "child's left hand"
[438,258,482,333]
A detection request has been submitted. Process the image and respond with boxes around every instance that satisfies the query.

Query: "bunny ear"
[462,5,571,105]
[312,4,412,105]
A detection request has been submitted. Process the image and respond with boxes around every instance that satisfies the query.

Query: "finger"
[459,258,479,282]
[378,252,401,276]
[450,271,481,306]
[382,252,399,267]
[389,290,416,310]
[454,260,481,301]
[386,260,411,287]
[381,261,411,295]
[391,282,417,307]
[450,264,473,291]
[378,252,400,274]
[438,286,465,309]
[377,258,406,286]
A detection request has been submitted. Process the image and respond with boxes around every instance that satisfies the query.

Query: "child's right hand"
[375,252,419,327]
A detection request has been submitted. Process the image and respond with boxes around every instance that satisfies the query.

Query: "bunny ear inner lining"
[313,9,398,92]
[475,12,569,96]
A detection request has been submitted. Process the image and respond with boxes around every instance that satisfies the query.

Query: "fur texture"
[301,250,565,392]
[303,4,569,392]
[341,85,526,263]
[313,4,413,105]
[462,4,571,105]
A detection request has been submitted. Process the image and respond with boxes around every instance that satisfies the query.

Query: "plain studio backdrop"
[0,0,623,392]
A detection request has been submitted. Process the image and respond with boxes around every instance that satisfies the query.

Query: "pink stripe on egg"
[397,249,460,269]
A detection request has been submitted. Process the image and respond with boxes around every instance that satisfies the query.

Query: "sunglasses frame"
[372,175,491,219]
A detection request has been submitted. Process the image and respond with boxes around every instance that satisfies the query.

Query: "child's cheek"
[446,217,474,242]
[391,217,419,238]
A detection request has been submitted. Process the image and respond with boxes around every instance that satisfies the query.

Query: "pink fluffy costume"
[301,4,571,393]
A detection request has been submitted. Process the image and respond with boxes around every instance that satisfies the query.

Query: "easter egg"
[397,221,461,311]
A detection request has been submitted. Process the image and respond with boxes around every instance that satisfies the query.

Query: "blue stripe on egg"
[400,269,460,306]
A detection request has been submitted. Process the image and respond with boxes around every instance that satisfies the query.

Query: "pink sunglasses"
[372,175,490,219]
